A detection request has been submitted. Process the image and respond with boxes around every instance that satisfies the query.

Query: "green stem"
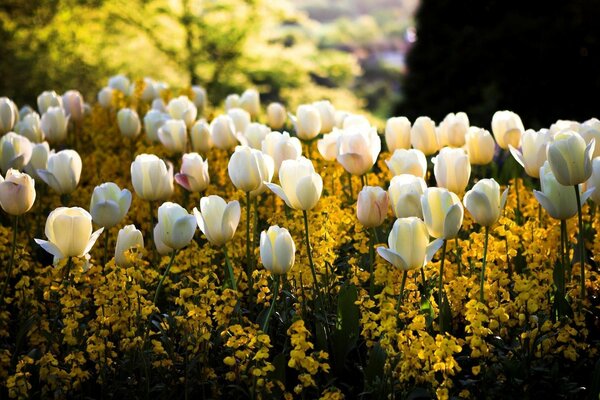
[369,228,375,297]
[438,239,447,328]
[514,174,522,225]
[261,275,281,332]
[63,257,73,287]
[246,191,253,288]
[455,237,462,276]
[480,226,490,304]
[396,270,408,313]
[102,229,110,273]
[153,250,177,306]
[302,210,321,305]
[223,246,237,291]
[420,267,427,288]
[347,172,354,202]
[574,186,586,304]
[361,174,367,188]
[559,219,567,299]
[0,216,19,305]
[562,219,571,282]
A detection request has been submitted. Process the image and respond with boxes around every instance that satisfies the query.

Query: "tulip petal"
[582,188,594,204]
[533,190,557,219]
[273,231,295,275]
[221,200,241,243]
[425,238,445,264]
[508,145,525,169]
[83,228,104,256]
[500,188,509,213]
[34,238,64,260]
[266,182,292,208]
[170,215,196,249]
[376,247,409,270]
[295,174,322,211]
[443,203,463,239]
[37,169,61,192]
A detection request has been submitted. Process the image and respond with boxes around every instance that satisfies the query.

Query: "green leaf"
[364,343,386,390]
[439,290,452,333]
[332,284,360,371]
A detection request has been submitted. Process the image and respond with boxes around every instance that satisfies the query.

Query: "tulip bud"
[158,119,188,153]
[385,148,427,178]
[108,74,130,94]
[267,102,286,130]
[509,128,552,178]
[15,112,43,142]
[41,107,69,143]
[421,187,464,239]
[313,100,335,134]
[130,154,174,201]
[228,108,251,135]
[240,89,260,118]
[62,90,85,122]
[37,91,63,114]
[336,124,381,176]
[0,97,18,135]
[433,147,471,195]
[293,104,321,141]
[228,145,274,195]
[242,122,270,149]
[463,178,508,227]
[210,114,239,150]
[37,149,82,195]
[411,116,439,156]
[437,112,469,148]
[266,157,323,211]
[549,119,580,136]
[385,116,411,152]
[224,94,240,111]
[18,105,33,121]
[0,169,36,215]
[117,108,141,138]
[356,186,389,228]
[317,129,342,161]
[377,217,443,270]
[143,109,169,142]
[190,119,213,153]
[534,161,587,220]
[587,158,600,204]
[115,224,144,267]
[388,174,427,219]
[191,86,207,115]
[580,118,600,158]
[90,182,132,228]
[342,114,371,130]
[154,202,196,251]
[194,195,241,246]
[167,96,197,129]
[547,130,594,186]
[334,110,351,128]
[465,127,495,165]
[35,207,103,263]
[152,98,167,113]
[97,87,114,109]
[24,141,52,181]
[260,225,296,275]
[491,110,524,150]
[175,153,210,193]
[0,132,32,174]
[262,131,302,174]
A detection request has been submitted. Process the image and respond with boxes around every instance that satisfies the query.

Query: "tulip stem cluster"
[223,246,237,291]
[479,226,489,304]
[574,186,586,303]
[396,270,408,313]
[559,219,568,302]
[245,191,254,290]
[438,239,448,329]
[302,210,321,307]
[102,232,110,272]
[0,216,18,304]
[368,228,376,297]
[153,250,177,306]
[261,275,280,332]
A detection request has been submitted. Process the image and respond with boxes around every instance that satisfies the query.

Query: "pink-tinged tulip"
[175,153,210,193]
[356,186,389,228]
[0,169,36,215]
[62,90,85,122]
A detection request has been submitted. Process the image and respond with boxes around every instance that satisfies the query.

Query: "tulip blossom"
[191,86,207,114]
[388,174,427,219]
[97,87,114,109]
[62,90,85,123]
[115,224,144,267]
[35,207,103,263]
[508,129,552,179]
[130,154,174,202]
[15,112,43,142]
[135,78,158,102]
[158,119,188,153]
[193,195,241,246]
[190,120,213,153]
[260,225,296,275]
[143,109,169,142]
[267,102,286,130]
[241,123,270,149]
[37,90,63,114]
[240,89,260,118]
[491,110,524,150]
[89,182,132,228]
[38,149,82,195]
[0,169,36,215]
[228,108,251,135]
[317,128,342,161]
[385,148,427,178]
[24,141,52,181]
[0,132,32,174]
[224,94,240,111]
[437,112,469,148]
[0,97,18,135]
[167,96,197,129]
[385,116,411,152]
[41,107,69,143]
[210,114,239,150]
[313,100,335,134]
[421,187,464,239]
[336,124,381,176]
[117,108,141,139]
[411,116,439,156]
[228,145,274,196]
[586,158,600,204]
[549,119,580,136]
[153,202,196,251]
[547,130,594,186]
[108,74,130,94]
[266,157,323,211]
[175,153,210,193]
[262,131,302,174]
[580,118,600,158]
[463,179,508,227]
[293,104,321,141]
[433,147,471,195]
[356,186,389,228]
[465,127,495,165]
[534,162,585,220]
